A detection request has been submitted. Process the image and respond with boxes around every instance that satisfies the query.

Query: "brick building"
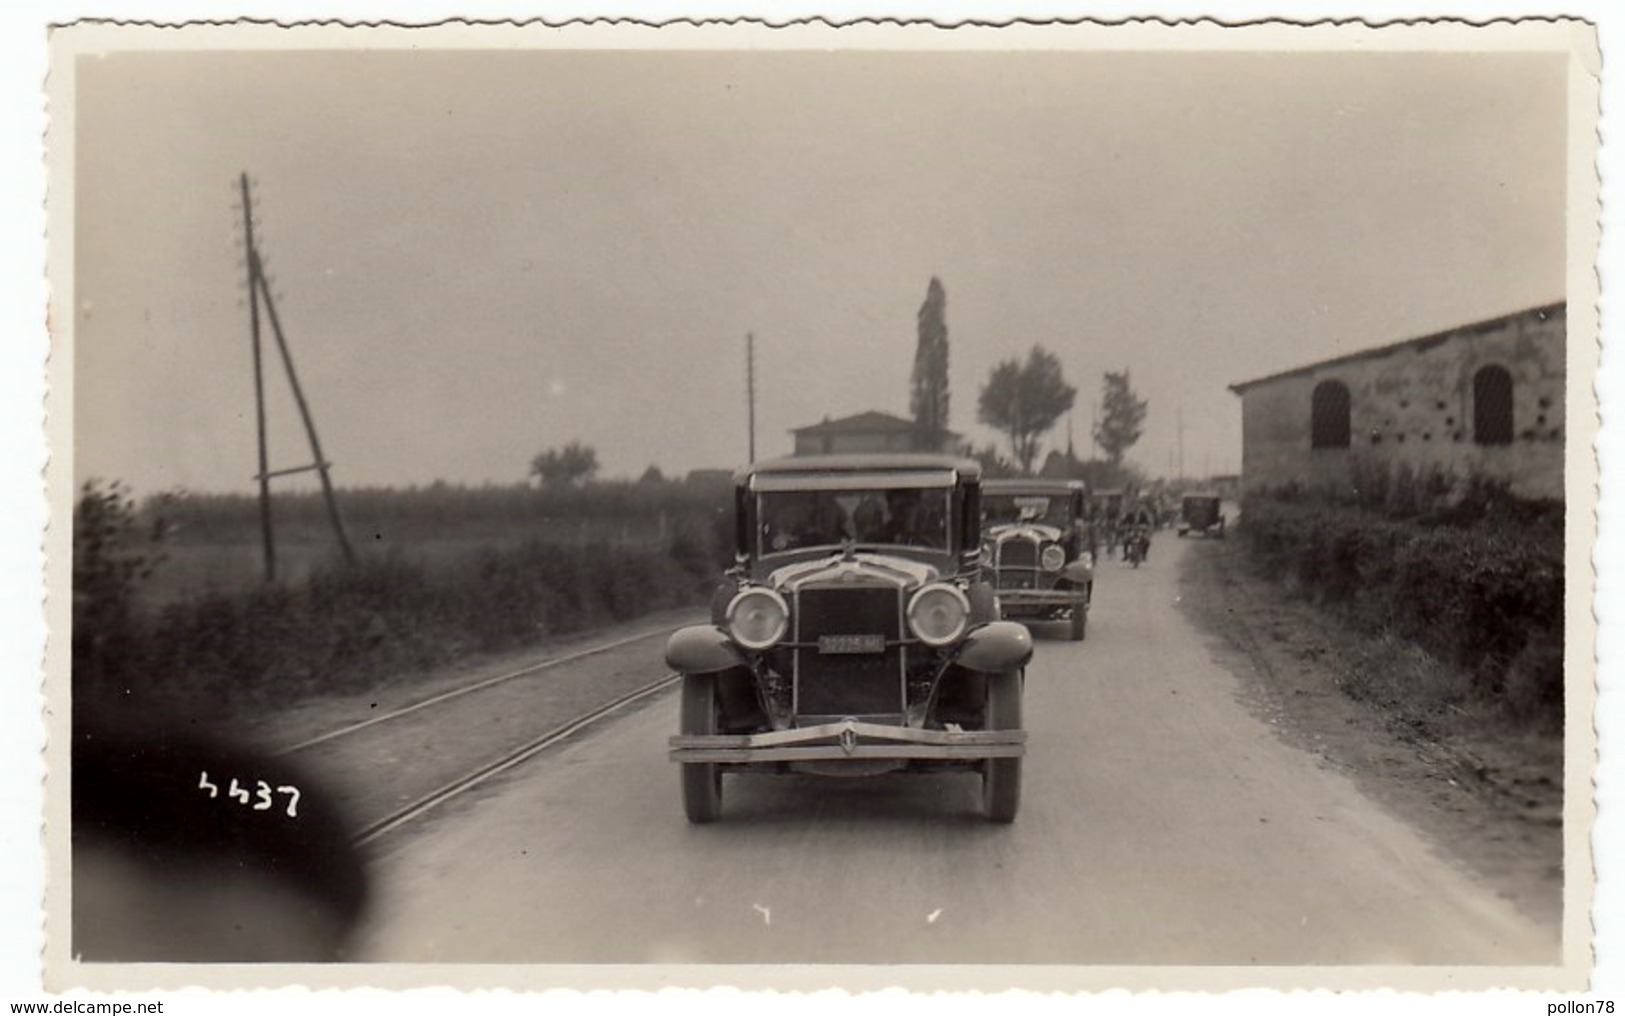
[1228,303,1565,501]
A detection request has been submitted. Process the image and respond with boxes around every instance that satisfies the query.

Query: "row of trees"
[910,277,1149,475]
[531,276,1151,488]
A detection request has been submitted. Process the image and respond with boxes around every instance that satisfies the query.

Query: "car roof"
[983,478,1086,495]
[737,453,982,485]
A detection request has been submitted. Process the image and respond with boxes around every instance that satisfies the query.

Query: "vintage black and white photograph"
[45,17,1598,991]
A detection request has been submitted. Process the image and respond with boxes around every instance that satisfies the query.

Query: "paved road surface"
[358,537,1559,966]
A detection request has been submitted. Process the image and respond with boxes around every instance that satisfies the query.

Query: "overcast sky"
[69,41,1568,494]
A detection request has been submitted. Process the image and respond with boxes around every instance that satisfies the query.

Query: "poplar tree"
[910,277,950,451]
[1093,370,1149,466]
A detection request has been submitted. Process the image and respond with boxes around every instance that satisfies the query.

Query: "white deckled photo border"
[23,9,1608,1008]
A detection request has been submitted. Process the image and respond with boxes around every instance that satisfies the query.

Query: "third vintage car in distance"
[665,454,1033,824]
[1177,492,1226,539]
[980,478,1094,641]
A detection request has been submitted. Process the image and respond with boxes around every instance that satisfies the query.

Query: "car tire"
[680,673,723,824]
[982,670,1023,823]
[1069,607,1087,642]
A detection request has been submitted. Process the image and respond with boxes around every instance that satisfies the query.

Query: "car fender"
[1062,559,1094,586]
[955,620,1034,673]
[666,625,746,674]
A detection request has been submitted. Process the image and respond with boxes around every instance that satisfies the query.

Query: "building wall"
[793,430,920,456]
[792,430,963,456]
[1238,306,1565,500]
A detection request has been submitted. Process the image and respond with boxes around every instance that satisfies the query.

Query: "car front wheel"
[680,673,723,823]
[981,670,1023,823]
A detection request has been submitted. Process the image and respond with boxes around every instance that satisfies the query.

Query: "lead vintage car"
[666,454,1033,824]
[981,479,1095,641]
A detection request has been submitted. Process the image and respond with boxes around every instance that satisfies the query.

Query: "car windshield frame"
[754,481,955,558]
[983,493,1074,528]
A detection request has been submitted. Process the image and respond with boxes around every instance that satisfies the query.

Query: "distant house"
[790,410,964,456]
[1228,303,1565,501]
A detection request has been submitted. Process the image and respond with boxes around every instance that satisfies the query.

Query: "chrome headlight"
[907,583,970,647]
[1041,544,1066,571]
[724,587,788,650]
[979,546,993,568]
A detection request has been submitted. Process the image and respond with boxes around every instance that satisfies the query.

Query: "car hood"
[986,522,1065,543]
[766,551,941,593]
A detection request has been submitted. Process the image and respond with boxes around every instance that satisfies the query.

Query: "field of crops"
[133,478,729,599]
[145,515,699,607]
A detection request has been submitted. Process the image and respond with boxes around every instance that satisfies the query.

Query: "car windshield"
[984,494,1068,527]
[758,487,951,554]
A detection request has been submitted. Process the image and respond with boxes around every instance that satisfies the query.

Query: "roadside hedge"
[1239,495,1564,729]
[78,535,721,716]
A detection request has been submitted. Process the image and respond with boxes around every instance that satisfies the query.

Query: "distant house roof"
[790,410,960,439]
[1227,301,1565,396]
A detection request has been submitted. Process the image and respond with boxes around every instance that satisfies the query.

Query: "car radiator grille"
[997,570,1038,590]
[793,586,904,717]
[995,538,1041,590]
[996,540,1037,568]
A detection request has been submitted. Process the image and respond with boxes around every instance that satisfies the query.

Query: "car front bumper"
[995,588,1089,614]
[669,717,1026,764]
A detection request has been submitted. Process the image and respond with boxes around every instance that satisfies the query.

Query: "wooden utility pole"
[253,255,356,566]
[238,172,356,578]
[1177,406,1185,483]
[240,173,277,581]
[746,332,757,463]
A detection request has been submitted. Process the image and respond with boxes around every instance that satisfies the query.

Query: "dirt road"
[355,537,1560,967]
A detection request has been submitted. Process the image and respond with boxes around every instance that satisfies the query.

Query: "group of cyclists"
[1091,495,1162,564]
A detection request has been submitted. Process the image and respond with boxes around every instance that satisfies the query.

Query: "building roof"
[790,410,960,439]
[1227,301,1565,395]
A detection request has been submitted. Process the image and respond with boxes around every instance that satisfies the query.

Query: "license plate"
[818,634,886,654]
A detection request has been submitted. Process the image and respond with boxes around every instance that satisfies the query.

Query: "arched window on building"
[1310,380,1351,449]
[1472,365,1514,445]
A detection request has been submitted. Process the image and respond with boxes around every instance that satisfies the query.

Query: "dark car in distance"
[1177,492,1226,539]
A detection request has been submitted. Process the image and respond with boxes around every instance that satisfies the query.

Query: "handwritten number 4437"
[198,772,301,817]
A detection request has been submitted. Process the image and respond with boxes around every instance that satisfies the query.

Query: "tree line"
[910,276,1148,478]
[528,276,1151,487]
